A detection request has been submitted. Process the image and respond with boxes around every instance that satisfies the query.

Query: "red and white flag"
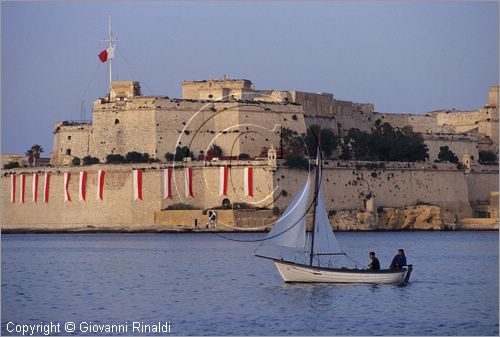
[79,171,87,201]
[97,170,105,201]
[184,167,194,198]
[133,170,143,201]
[244,167,253,197]
[19,174,25,204]
[43,173,50,204]
[219,166,229,196]
[10,174,16,203]
[64,172,71,202]
[32,173,39,203]
[163,168,172,199]
[98,46,115,63]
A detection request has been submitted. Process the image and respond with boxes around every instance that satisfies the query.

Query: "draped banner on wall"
[219,166,229,196]
[133,170,143,201]
[19,174,25,204]
[10,174,16,203]
[244,167,253,197]
[184,167,194,198]
[163,168,172,199]
[64,172,71,202]
[44,173,50,204]
[97,170,105,201]
[32,173,38,203]
[79,171,87,201]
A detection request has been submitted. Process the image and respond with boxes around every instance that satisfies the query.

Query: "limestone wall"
[423,134,479,163]
[51,123,91,165]
[4,161,496,230]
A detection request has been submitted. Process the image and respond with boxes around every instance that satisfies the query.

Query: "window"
[66,149,71,155]
[67,135,72,140]
[115,119,120,125]
[208,94,214,99]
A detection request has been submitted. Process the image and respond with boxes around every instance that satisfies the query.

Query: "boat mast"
[309,147,321,266]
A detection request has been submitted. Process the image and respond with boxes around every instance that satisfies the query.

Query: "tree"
[125,151,150,163]
[26,144,44,167]
[205,144,223,161]
[3,161,20,169]
[106,154,126,164]
[479,150,498,165]
[71,157,81,166]
[82,156,100,165]
[437,146,459,164]
[284,153,309,170]
[238,153,250,160]
[174,146,195,161]
[342,124,428,162]
[165,152,175,161]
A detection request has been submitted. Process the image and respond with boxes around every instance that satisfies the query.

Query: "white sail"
[261,175,312,249]
[312,182,342,256]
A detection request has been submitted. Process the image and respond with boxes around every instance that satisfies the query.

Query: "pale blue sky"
[2,1,498,155]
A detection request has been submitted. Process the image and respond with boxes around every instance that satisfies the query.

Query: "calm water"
[1,232,498,336]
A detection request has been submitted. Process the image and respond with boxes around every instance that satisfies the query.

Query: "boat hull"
[274,261,408,284]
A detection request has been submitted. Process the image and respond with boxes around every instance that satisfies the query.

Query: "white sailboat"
[254,150,412,284]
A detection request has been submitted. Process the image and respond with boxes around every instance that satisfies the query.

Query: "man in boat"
[368,252,380,270]
[390,249,407,270]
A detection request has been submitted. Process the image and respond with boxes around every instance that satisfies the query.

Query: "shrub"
[125,151,150,163]
[82,156,100,165]
[164,203,199,210]
[165,152,174,161]
[479,150,498,165]
[106,154,126,164]
[284,154,309,170]
[437,146,459,164]
[3,161,20,169]
[238,153,251,160]
[71,157,81,166]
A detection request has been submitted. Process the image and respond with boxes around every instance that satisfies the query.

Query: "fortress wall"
[51,124,91,165]
[4,162,495,230]
[272,163,475,218]
[89,100,157,161]
[466,167,499,203]
[377,114,438,134]
[423,136,479,163]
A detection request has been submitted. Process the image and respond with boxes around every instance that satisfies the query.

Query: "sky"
[1,1,498,156]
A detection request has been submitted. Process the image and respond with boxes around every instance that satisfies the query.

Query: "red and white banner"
[244,167,253,197]
[133,170,143,201]
[32,173,39,203]
[97,170,105,201]
[219,166,229,196]
[98,46,115,63]
[184,167,194,198]
[163,168,172,199]
[79,171,87,201]
[44,173,50,204]
[64,172,71,202]
[10,174,16,203]
[19,174,25,204]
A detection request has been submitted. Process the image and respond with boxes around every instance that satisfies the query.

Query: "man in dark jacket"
[390,249,407,270]
[368,251,380,270]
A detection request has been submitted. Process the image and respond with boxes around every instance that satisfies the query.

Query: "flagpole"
[108,16,112,93]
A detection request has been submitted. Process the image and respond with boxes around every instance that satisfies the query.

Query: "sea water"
[1,232,498,335]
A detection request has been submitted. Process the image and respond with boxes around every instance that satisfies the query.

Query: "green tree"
[437,146,459,164]
[106,154,126,164]
[71,157,81,166]
[26,144,44,167]
[3,161,20,169]
[165,152,175,161]
[174,146,195,161]
[82,156,100,165]
[479,150,498,164]
[284,153,309,170]
[125,151,150,163]
[205,144,224,160]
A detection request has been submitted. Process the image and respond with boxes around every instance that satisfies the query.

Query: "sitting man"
[390,248,407,270]
[368,251,380,270]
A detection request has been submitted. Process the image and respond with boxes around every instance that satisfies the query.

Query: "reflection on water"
[1,232,498,335]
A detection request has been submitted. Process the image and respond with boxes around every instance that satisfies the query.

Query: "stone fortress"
[2,76,498,232]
